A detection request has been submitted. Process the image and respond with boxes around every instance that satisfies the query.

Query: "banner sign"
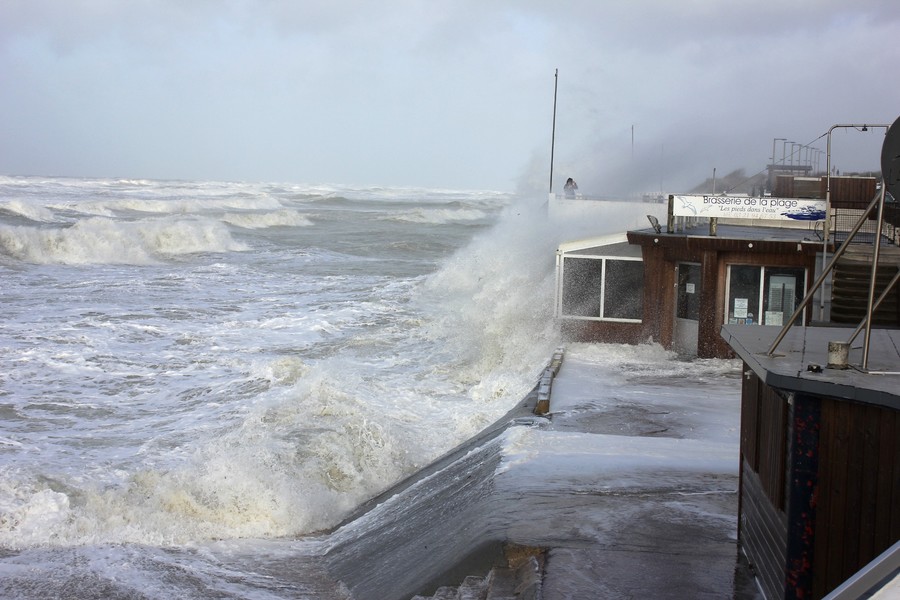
[672,195,826,221]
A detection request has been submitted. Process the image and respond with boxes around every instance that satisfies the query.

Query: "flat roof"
[557,233,643,258]
[721,324,900,410]
[631,222,823,243]
[690,223,820,242]
[625,223,828,256]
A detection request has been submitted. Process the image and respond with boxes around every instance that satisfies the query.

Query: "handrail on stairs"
[767,184,889,370]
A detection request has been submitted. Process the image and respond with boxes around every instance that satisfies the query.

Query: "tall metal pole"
[659,144,664,195]
[772,138,785,166]
[863,183,888,370]
[549,69,558,194]
[771,138,786,192]
[822,129,834,320]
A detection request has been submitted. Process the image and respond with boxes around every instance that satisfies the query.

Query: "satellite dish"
[883,115,900,201]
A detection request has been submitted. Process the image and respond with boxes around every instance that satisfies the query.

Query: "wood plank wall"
[774,175,878,205]
[740,365,900,599]
[740,366,789,599]
[559,320,644,345]
[742,465,788,600]
[639,244,674,347]
[741,367,789,507]
[811,397,900,598]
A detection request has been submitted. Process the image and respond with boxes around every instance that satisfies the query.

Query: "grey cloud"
[1,1,898,191]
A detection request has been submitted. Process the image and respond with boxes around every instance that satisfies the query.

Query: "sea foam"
[0,217,248,265]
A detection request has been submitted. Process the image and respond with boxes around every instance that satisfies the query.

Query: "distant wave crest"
[222,209,314,229]
[0,216,248,265]
[0,200,58,223]
[55,195,284,217]
[390,207,490,225]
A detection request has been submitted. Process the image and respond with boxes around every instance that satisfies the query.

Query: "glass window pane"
[728,265,761,325]
[561,257,604,317]
[762,268,804,326]
[604,260,643,320]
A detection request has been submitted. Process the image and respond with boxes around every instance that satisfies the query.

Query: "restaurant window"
[559,256,643,322]
[726,265,805,326]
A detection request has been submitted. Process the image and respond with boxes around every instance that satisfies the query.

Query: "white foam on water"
[0,199,59,223]
[222,209,314,229]
[0,177,525,550]
[388,206,491,224]
[0,216,248,265]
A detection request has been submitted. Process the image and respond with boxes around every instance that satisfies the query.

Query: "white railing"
[822,540,899,599]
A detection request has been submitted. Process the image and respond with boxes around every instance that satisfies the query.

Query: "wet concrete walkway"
[532,346,763,599]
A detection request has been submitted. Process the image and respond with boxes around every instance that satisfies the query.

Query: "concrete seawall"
[323,383,547,599]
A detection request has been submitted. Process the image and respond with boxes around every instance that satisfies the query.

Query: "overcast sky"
[1,1,898,194]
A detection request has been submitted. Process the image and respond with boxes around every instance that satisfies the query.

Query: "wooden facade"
[774,175,878,205]
[739,374,789,599]
[811,395,900,597]
[559,319,647,346]
[627,228,821,358]
[556,177,896,357]
[558,227,823,358]
[725,327,900,599]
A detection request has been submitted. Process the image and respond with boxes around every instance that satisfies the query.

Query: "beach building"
[553,175,897,359]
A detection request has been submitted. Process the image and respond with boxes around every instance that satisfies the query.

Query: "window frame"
[557,254,644,323]
[724,264,808,327]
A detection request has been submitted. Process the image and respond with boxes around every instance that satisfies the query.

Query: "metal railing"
[767,184,892,370]
[822,540,900,599]
[831,203,900,246]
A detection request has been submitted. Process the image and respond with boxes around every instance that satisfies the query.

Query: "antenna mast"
[549,69,558,193]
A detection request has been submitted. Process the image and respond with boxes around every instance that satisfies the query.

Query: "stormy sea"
[0,176,743,598]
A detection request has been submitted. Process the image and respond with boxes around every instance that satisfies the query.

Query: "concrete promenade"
[531,346,763,599]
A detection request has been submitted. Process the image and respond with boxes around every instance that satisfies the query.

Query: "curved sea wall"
[323,385,546,600]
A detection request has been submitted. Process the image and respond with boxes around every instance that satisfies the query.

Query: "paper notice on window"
[765,311,783,326]
[734,298,748,319]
